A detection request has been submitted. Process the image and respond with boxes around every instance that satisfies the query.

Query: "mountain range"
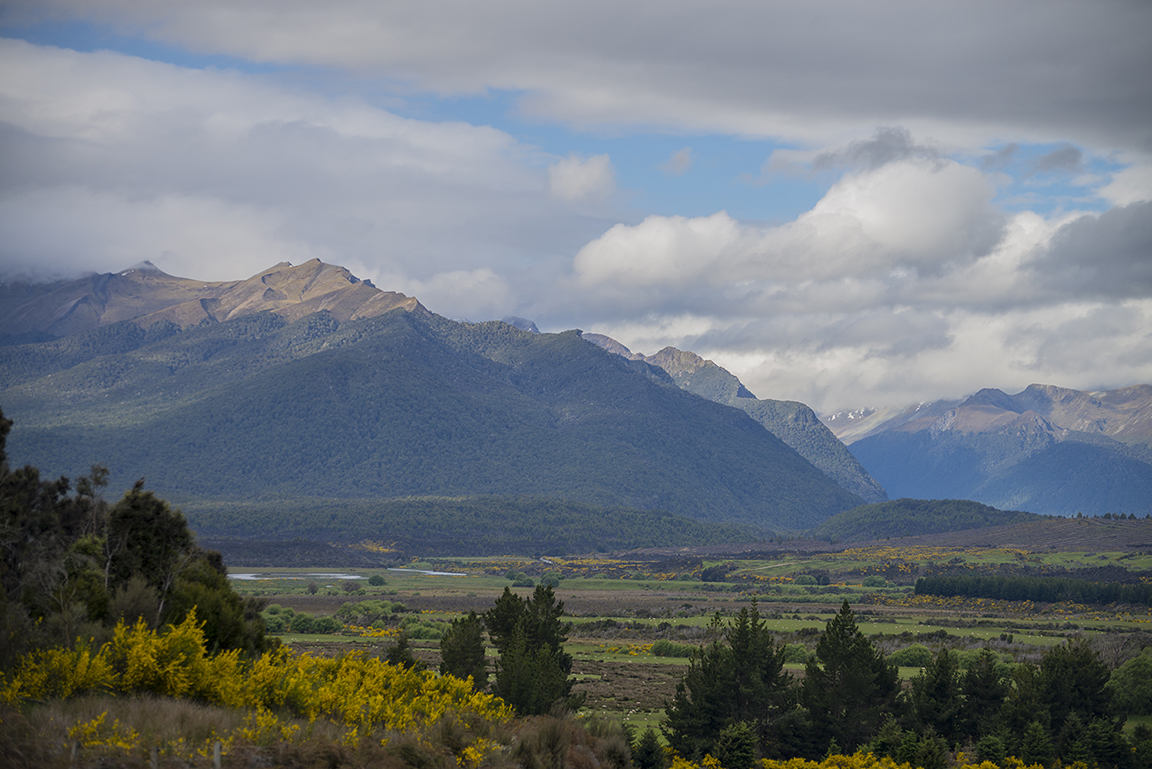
[0,259,865,544]
[581,334,887,504]
[6,258,1147,547]
[822,386,1152,516]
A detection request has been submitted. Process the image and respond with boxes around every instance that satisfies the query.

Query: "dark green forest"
[186,495,764,557]
[916,574,1152,607]
[811,498,1041,542]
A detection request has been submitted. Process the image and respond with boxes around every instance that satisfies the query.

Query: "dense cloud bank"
[2,1,1150,411]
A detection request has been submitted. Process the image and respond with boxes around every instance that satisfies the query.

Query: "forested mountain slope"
[811,498,1041,542]
[582,334,886,503]
[2,264,864,533]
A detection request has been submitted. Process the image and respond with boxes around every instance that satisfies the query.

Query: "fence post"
[214,740,222,769]
[150,744,159,769]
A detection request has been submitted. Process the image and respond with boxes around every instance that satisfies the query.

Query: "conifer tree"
[483,585,580,714]
[440,611,487,691]
[632,728,668,769]
[905,648,963,742]
[800,601,899,754]
[959,647,1009,736]
[664,603,794,758]
[1039,638,1113,732]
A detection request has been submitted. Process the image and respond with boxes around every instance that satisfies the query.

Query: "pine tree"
[714,722,757,769]
[905,649,963,742]
[440,611,487,691]
[801,601,900,754]
[664,604,794,758]
[484,585,580,715]
[1039,638,1113,733]
[959,647,1008,737]
[632,728,668,769]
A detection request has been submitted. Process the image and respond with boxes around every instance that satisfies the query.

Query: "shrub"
[313,617,343,634]
[400,616,448,640]
[783,643,811,663]
[651,640,696,658]
[889,644,933,667]
[336,600,396,626]
[368,575,386,587]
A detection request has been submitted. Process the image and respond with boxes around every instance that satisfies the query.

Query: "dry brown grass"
[5,694,639,769]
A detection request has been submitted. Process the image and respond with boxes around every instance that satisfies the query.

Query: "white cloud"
[574,158,1000,293]
[0,40,611,300]
[570,152,1152,412]
[1098,163,1152,206]
[396,268,513,320]
[10,0,1150,153]
[547,153,615,204]
[794,159,1001,276]
[0,187,320,281]
[574,211,744,289]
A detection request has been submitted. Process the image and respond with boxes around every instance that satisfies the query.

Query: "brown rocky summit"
[0,259,426,338]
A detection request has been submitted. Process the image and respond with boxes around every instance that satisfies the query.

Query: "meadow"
[223,544,1152,736]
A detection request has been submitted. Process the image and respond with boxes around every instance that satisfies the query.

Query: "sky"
[1,0,1151,413]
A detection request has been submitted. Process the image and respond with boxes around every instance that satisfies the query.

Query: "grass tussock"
[3,697,637,769]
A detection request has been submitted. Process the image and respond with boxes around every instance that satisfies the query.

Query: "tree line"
[188,495,763,557]
[659,600,1152,769]
[916,574,1152,607]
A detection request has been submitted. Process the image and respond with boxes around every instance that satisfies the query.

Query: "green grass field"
[227,544,1152,730]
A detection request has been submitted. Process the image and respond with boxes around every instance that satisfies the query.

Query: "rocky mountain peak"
[0,259,426,340]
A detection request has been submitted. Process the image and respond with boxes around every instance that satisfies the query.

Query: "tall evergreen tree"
[440,610,487,691]
[483,585,580,715]
[801,601,900,755]
[1000,662,1046,736]
[905,649,963,743]
[959,647,1009,737]
[664,604,795,759]
[1039,639,1114,733]
[632,728,668,769]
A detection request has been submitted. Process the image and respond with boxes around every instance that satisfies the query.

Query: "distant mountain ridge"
[0,258,425,341]
[1,260,865,538]
[582,334,887,503]
[822,385,1152,516]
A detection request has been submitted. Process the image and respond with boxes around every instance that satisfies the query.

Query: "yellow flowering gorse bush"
[2,610,513,764]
